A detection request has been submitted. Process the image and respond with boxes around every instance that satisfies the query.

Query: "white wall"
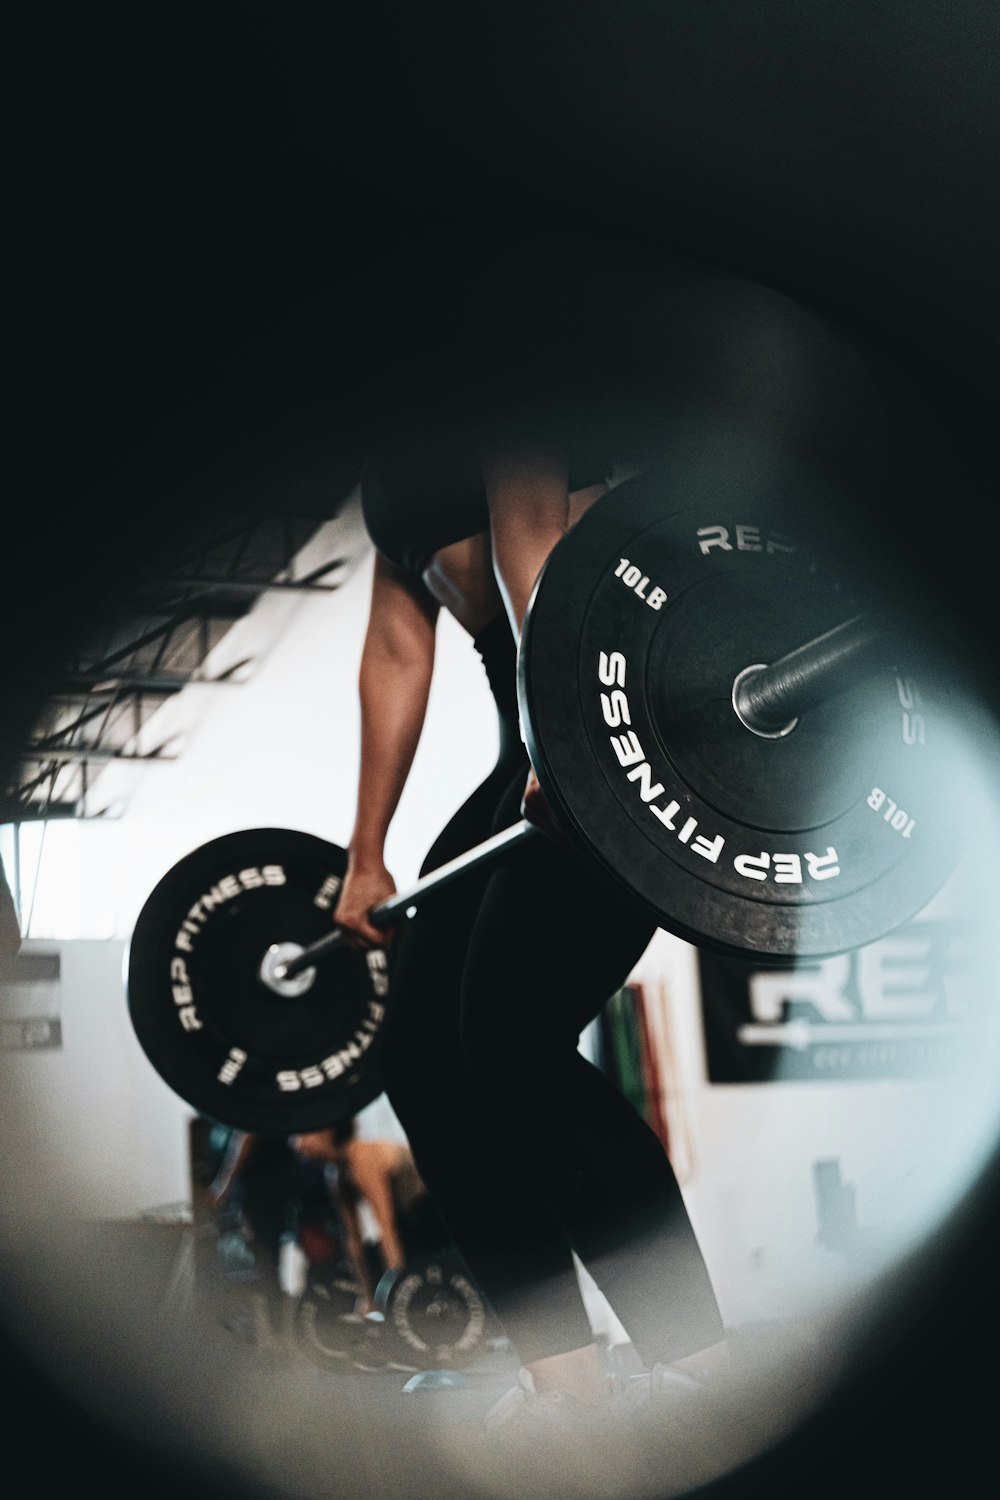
[85,500,501,937]
[629,849,1000,1333]
[0,940,191,1219]
[2,499,502,1215]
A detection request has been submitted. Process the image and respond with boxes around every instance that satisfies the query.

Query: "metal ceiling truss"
[2,506,356,826]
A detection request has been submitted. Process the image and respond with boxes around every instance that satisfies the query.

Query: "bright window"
[0,821,116,941]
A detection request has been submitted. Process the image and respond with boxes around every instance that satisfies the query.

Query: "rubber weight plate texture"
[126,828,389,1132]
[519,468,961,962]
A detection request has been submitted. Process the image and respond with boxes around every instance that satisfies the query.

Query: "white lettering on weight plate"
[597,653,843,886]
[168,954,202,1032]
[597,652,725,864]
[696,524,796,556]
[732,847,842,885]
[313,874,342,910]
[174,865,287,953]
[276,999,387,1091]
[169,866,289,1032]
[867,788,916,840]
[612,557,667,610]
[218,1047,247,1086]
[896,676,926,746]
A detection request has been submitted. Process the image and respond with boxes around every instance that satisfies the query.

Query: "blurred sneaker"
[610,1362,703,1420]
[484,1367,597,1436]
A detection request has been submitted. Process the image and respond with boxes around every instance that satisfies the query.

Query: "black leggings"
[379,643,723,1366]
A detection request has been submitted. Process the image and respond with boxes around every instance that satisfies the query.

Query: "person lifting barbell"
[323,253,942,1428]
[331,405,730,1429]
[126,246,963,1431]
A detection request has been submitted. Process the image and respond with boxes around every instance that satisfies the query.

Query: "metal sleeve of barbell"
[733,615,883,732]
[273,819,541,980]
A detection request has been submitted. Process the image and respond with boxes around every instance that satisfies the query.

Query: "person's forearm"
[350,648,434,863]
[336,1195,375,1305]
[374,1205,406,1273]
[346,1227,375,1303]
[349,560,438,865]
[353,1161,408,1271]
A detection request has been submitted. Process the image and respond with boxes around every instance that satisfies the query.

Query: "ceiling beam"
[19,744,178,765]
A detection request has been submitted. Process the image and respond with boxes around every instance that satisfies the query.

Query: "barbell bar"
[268,819,541,985]
[270,610,888,988]
[731,614,883,738]
[125,468,973,1134]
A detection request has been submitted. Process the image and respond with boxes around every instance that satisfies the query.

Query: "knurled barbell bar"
[125,468,972,1134]
[731,614,884,739]
[267,819,540,986]
[268,610,888,986]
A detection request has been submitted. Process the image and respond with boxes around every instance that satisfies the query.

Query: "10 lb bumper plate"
[126,828,389,1133]
[519,469,962,962]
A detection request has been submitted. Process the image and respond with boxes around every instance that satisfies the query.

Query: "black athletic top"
[357,233,766,584]
[357,232,624,579]
[360,419,612,580]
[360,426,489,579]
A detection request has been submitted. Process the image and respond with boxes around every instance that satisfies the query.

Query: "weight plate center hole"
[259,942,318,997]
[731,664,800,740]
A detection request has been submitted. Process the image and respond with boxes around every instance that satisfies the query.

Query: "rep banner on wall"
[698,920,974,1084]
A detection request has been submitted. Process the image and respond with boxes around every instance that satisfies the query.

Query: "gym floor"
[5,1217,841,1500]
[159,1287,825,1500]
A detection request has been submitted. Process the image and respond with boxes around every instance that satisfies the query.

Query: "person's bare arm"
[482,442,572,635]
[330,1175,377,1312]
[483,443,580,833]
[334,553,440,946]
[350,1148,407,1272]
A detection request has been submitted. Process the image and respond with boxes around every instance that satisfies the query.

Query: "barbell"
[125,466,968,1134]
[268,608,885,985]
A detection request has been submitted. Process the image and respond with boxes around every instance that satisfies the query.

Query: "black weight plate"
[126,828,389,1132]
[375,1256,488,1369]
[519,464,963,962]
[295,1276,388,1374]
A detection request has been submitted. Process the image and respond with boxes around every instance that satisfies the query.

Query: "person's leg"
[377,754,530,1272]
[383,773,723,1399]
[456,783,724,1384]
[377,755,610,1376]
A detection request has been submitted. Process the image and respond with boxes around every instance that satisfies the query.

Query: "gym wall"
[1,501,501,1218]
